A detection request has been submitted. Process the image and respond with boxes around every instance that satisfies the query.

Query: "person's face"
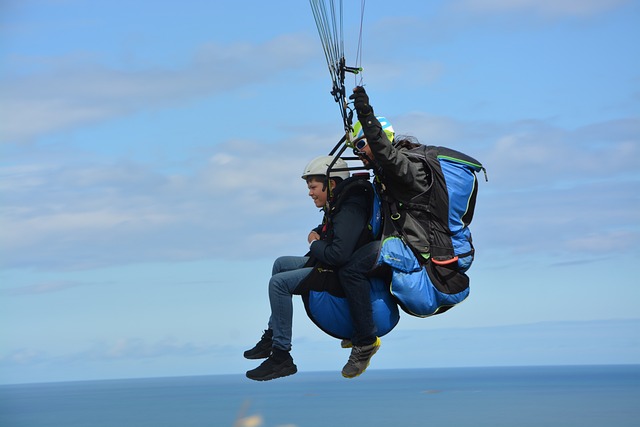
[307,179,328,208]
[355,139,373,166]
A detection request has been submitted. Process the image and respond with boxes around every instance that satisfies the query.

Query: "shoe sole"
[341,338,381,379]
[246,365,298,381]
[243,350,271,360]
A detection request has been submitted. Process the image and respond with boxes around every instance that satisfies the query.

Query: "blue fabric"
[377,236,469,317]
[390,266,469,317]
[369,184,383,239]
[307,276,400,339]
[376,236,421,273]
[440,159,477,233]
[456,253,474,272]
[439,157,478,271]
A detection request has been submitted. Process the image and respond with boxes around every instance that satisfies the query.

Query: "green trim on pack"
[437,154,483,171]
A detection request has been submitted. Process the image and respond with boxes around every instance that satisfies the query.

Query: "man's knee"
[268,273,286,295]
[272,256,287,275]
[338,261,354,279]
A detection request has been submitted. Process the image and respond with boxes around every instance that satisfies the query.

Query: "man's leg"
[268,256,310,330]
[272,255,310,276]
[246,264,312,381]
[339,241,380,346]
[338,240,381,378]
[244,256,309,360]
[268,265,312,352]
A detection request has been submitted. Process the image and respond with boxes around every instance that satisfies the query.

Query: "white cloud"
[0,136,324,270]
[2,113,638,272]
[98,337,215,360]
[0,34,316,143]
[0,348,47,366]
[393,113,640,260]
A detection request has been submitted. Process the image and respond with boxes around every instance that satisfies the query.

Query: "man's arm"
[351,87,421,186]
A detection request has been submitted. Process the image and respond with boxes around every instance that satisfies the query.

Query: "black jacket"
[309,176,374,267]
[358,113,430,201]
[357,113,433,257]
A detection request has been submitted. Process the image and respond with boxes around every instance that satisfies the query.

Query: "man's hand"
[349,86,373,117]
[308,231,320,245]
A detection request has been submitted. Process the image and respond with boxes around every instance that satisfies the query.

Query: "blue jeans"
[267,256,312,352]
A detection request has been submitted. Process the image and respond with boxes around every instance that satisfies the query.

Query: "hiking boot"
[246,349,297,381]
[244,329,273,359]
[341,337,381,379]
[340,339,352,348]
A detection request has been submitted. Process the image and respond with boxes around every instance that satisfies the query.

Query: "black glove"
[349,86,373,117]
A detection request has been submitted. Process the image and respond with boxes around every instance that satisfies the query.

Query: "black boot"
[246,348,297,381]
[244,329,273,359]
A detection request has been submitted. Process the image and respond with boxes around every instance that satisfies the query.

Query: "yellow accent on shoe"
[341,337,381,379]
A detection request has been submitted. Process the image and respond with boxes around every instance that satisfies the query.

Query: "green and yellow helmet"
[351,116,395,146]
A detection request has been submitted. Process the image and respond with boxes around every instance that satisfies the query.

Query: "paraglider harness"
[380,144,486,269]
[371,142,486,317]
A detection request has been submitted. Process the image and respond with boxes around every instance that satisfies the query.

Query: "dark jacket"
[357,113,432,257]
[358,114,429,201]
[308,176,373,267]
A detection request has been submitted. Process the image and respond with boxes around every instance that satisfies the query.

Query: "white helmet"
[301,155,350,181]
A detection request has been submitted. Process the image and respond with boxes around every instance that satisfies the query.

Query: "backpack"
[377,145,485,317]
[400,145,484,270]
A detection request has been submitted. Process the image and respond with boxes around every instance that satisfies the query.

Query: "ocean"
[1,365,638,427]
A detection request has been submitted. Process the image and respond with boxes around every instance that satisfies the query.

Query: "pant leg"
[269,263,313,352]
[338,240,381,346]
[272,256,310,276]
[267,256,309,331]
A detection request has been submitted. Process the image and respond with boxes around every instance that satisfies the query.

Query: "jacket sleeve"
[359,113,421,186]
[308,195,368,267]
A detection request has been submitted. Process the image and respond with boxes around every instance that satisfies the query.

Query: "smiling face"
[306,177,333,208]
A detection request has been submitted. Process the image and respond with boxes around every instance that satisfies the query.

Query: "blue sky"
[1,0,639,384]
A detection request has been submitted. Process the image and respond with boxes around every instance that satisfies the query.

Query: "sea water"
[1,365,638,427]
